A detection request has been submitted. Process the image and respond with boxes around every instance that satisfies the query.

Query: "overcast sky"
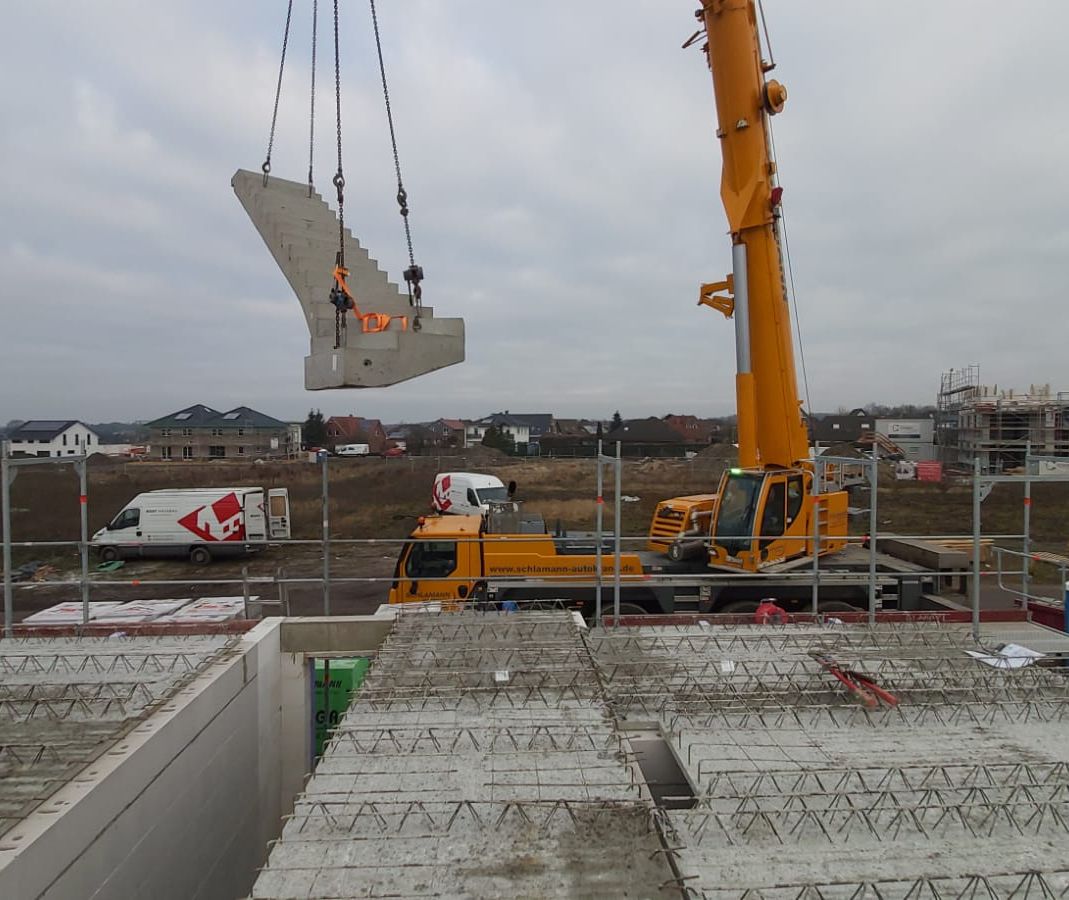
[2,1,1066,425]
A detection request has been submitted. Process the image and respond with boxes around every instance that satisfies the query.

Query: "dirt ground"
[4,455,1068,622]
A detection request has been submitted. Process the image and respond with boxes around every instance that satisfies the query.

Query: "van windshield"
[477,487,508,503]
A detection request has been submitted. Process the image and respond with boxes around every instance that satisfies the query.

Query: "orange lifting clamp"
[330,264,408,334]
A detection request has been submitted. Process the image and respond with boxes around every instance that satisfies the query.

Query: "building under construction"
[6,609,1069,899]
[938,366,1069,472]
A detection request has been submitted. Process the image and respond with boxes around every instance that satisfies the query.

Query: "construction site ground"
[5,454,1069,622]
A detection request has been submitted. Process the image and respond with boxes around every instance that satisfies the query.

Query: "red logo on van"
[432,475,452,511]
[178,492,245,542]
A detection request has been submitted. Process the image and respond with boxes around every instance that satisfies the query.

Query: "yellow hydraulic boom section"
[651,0,847,572]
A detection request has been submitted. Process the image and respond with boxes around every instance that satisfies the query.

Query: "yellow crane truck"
[386,505,895,617]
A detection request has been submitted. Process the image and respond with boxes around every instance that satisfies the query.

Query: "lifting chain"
[331,0,348,349]
[307,0,318,197]
[370,0,423,324]
[261,0,294,185]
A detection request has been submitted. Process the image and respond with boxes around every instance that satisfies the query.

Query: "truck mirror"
[458,585,469,598]
[408,581,419,594]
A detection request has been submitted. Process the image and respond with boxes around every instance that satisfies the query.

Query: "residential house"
[464,413,531,450]
[509,414,553,452]
[148,405,295,460]
[663,414,720,445]
[326,416,389,454]
[605,418,687,457]
[437,419,466,448]
[809,409,874,446]
[6,421,100,458]
[540,419,602,457]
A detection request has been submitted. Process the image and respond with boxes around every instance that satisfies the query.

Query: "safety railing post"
[971,458,982,642]
[2,442,12,638]
[811,459,821,616]
[322,452,331,616]
[79,459,90,627]
[1022,442,1032,615]
[868,455,877,626]
[595,439,604,628]
[613,442,622,628]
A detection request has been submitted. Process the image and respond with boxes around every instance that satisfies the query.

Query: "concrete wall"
[0,621,301,900]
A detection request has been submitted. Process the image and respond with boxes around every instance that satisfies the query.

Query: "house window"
[62,434,68,446]
[182,446,194,459]
[182,428,192,437]
[161,428,172,437]
[161,446,173,460]
[237,428,245,436]
[211,428,223,437]
[209,446,226,459]
[86,435,92,445]
[237,446,245,455]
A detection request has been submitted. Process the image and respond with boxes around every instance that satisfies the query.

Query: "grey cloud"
[1,0,1066,427]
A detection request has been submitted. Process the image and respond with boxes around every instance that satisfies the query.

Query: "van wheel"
[100,546,120,563]
[189,546,212,565]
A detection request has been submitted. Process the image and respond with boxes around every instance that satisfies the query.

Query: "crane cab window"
[759,480,787,549]
[110,508,140,530]
[405,541,458,578]
[786,475,804,524]
[715,472,763,555]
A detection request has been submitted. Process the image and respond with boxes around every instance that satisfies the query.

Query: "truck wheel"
[614,602,648,617]
[718,600,760,615]
[100,546,120,563]
[819,601,860,613]
[189,546,212,565]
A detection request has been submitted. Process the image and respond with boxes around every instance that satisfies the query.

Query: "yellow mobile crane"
[649,0,848,571]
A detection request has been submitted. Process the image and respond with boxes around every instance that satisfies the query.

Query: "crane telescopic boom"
[648,0,847,573]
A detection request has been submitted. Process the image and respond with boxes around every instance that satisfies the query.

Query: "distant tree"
[304,409,327,448]
[406,426,432,455]
[611,411,623,430]
[482,424,514,454]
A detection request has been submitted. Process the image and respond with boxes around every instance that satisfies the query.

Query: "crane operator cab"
[708,467,848,570]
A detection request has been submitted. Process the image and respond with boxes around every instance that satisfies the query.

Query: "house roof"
[479,412,529,428]
[327,416,384,441]
[8,420,97,441]
[148,405,286,429]
[439,418,465,431]
[605,417,684,444]
[509,413,553,433]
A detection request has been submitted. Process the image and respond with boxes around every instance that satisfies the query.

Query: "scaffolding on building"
[938,366,1069,472]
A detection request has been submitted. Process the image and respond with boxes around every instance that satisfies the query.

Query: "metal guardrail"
[4,441,1069,638]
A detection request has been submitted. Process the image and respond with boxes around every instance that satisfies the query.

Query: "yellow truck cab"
[388,506,675,616]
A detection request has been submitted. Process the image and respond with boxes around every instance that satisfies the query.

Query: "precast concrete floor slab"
[255,614,1069,899]
[0,634,237,839]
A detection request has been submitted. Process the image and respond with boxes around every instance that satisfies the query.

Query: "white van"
[432,472,511,516]
[335,443,371,457]
[91,487,291,564]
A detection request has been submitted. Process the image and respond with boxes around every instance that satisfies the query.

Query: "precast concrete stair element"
[232,169,464,389]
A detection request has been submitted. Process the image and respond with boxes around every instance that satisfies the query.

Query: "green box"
[314,657,370,756]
